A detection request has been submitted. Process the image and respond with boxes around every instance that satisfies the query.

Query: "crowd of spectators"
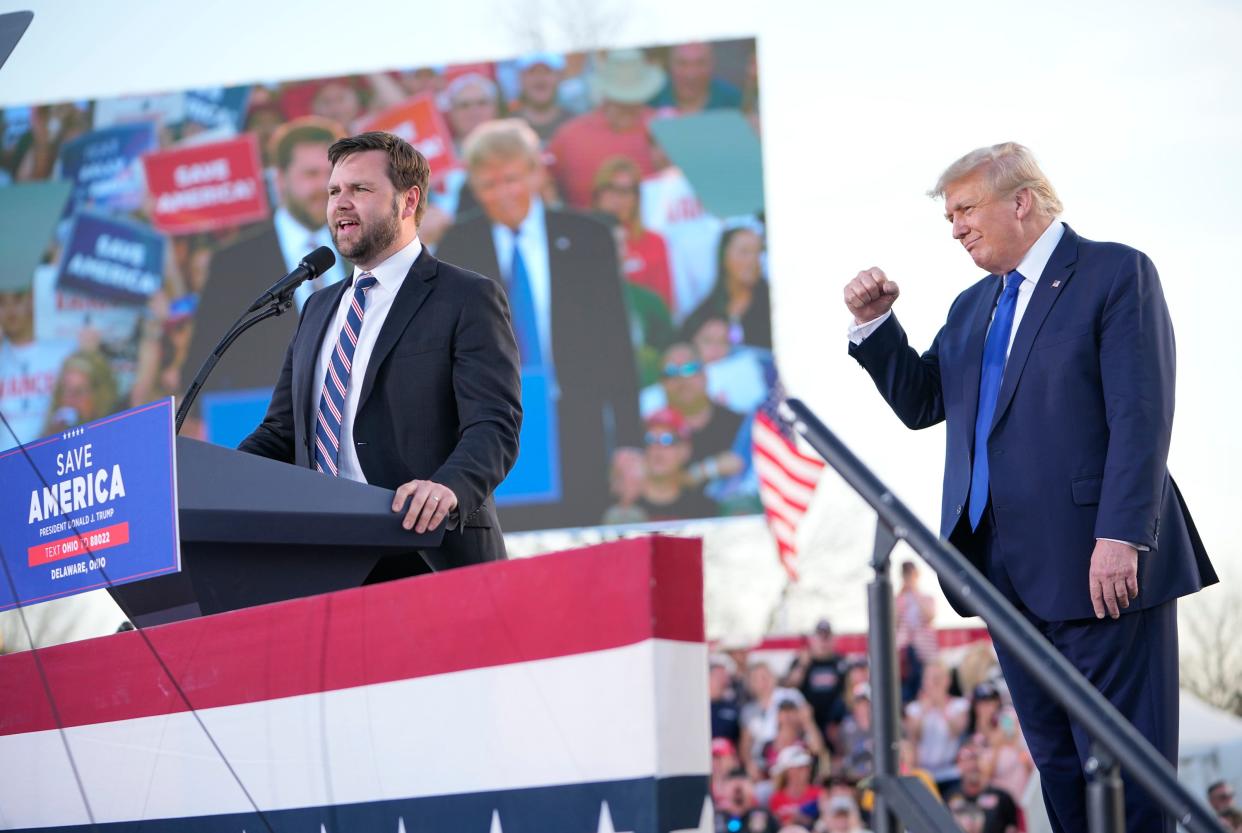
[708,563,1035,833]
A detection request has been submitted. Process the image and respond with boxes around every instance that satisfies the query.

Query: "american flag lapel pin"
[1051,280,1061,288]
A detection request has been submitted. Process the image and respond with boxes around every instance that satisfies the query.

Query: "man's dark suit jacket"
[436,209,641,531]
[850,224,1216,621]
[185,223,298,395]
[238,247,523,569]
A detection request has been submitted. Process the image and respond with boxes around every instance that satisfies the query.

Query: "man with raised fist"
[843,141,1216,833]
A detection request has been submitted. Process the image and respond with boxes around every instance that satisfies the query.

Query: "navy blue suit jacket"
[239,247,523,570]
[850,224,1216,621]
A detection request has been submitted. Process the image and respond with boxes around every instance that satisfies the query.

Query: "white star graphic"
[668,796,714,833]
[595,801,635,833]
[490,809,504,833]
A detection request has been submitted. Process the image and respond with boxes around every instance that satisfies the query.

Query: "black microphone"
[245,246,337,313]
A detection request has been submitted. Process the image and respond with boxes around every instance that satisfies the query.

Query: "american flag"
[752,367,826,581]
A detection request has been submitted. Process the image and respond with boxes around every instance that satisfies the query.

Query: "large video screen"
[0,38,773,532]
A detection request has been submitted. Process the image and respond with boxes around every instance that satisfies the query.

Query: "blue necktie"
[507,230,543,368]
[968,270,1024,529]
[314,273,378,476]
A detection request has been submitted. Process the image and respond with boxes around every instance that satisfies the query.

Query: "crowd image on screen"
[705,569,1038,833]
[0,38,768,537]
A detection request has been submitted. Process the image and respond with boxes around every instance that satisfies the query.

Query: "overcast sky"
[4,0,1238,636]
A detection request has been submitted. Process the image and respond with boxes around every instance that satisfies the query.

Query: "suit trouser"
[975,511,1179,833]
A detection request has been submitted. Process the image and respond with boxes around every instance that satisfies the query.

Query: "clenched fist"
[844,267,901,324]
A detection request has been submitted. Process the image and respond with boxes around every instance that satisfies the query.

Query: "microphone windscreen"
[301,246,336,277]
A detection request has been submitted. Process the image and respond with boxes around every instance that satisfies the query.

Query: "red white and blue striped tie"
[314,273,378,476]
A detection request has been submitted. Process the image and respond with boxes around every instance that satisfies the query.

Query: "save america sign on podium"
[0,398,179,611]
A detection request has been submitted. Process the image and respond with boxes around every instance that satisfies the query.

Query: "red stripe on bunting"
[0,536,703,736]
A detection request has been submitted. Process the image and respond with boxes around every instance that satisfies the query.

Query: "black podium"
[108,438,443,627]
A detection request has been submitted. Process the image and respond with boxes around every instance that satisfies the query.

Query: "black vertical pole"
[868,521,901,833]
[1086,745,1125,833]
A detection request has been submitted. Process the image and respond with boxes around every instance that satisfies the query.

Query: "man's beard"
[331,196,401,265]
[283,189,327,231]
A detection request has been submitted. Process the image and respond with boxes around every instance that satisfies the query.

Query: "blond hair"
[929,142,1063,217]
[461,118,541,170]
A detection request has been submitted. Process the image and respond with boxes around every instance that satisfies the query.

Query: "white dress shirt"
[272,207,346,312]
[312,236,422,483]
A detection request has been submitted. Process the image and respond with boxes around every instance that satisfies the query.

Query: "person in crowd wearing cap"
[633,407,715,521]
[813,793,869,833]
[547,49,665,210]
[740,661,812,780]
[904,660,970,796]
[442,73,501,154]
[711,736,741,805]
[785,619,851,755]
[436,119,641,530]
[768,745,823,828]
[711,656,744,746]
[965,680,1002,741]
[1211,781,1239,817]
[509,54,572,144]
[943,742,1020,833]
[836,682,874,782]
[650,42,743,115]
[185,117,347,397]
[895,560,939,703]
[764,700,830,776]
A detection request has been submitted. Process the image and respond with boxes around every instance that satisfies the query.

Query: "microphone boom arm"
[174,296,292,434]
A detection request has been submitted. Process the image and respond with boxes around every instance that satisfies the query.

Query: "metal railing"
[782,398,1221,833]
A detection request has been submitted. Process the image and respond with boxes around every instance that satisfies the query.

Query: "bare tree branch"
[1180,588,1242,716]
[496,0,631,54]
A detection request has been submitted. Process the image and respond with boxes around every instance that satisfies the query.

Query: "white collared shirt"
[313,235,423,483]
[272,207,346,312]
[490,198,554,367]
[848,220,1066,355]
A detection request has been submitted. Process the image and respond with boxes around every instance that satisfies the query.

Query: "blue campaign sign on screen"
[182,86,251,133]
[0,398,180,612]
[55,211,166,306]
[57,122,159,214]
[495,369,561,506]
